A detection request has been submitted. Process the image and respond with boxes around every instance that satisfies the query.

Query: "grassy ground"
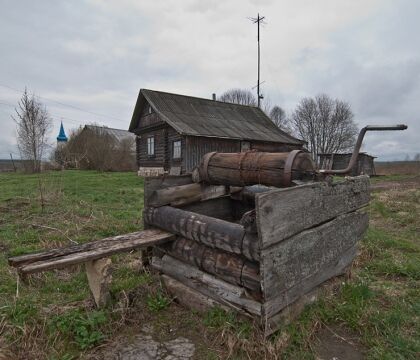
[0,171,419,359]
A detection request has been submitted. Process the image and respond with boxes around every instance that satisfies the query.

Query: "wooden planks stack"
[145,173,370,335]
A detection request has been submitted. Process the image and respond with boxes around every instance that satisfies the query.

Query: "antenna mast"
[250,13,266,108]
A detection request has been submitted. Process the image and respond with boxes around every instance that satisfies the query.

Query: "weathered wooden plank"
[161,274,231,313]
[8,230,167,267]
[151,255,261,316]
[148,183,230,207]
[18,229,175,274]
[160,237,260,292]
[144,206,260,261]
[256,176,370,249]
[261,211,368,317]
[263,245,356,321]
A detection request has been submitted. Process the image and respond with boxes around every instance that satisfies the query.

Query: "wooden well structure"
[144,151,370,335]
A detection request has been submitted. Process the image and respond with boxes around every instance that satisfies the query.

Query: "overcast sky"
[0,0,418,161]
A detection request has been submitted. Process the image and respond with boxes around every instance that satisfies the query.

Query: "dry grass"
[1,171,419,359]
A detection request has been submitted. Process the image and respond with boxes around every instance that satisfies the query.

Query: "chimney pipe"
[212,93,216,101]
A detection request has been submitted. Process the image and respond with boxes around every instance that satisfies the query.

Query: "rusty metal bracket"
[201,151,217,183]
[238,151,249,186]
[283,150,303,187]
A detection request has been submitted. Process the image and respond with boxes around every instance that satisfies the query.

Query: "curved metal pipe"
[319,124,407,175]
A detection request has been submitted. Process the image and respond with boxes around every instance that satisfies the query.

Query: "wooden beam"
[144,206,260,261]
[144,174,193,207]
[161,237,260,292]
[16,229,175,274]
[152,255,261,317]
[161,274,231,313]
[148,183,230,207]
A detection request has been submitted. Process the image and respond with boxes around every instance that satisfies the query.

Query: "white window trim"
[147,136,155,156]
[173,140,181,159]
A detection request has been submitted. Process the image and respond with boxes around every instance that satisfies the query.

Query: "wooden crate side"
[263,269,350,336]
[255,176,370,249]
[261,211,368,318]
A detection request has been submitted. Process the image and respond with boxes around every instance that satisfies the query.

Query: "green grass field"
[0,171,419,359]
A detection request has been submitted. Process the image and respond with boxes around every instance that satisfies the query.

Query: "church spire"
[57,121,68,142]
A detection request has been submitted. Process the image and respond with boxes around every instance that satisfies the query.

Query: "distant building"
[81,125,136,146]
[60,125,136,171]
[129,89,305,176]
[318,152,376,176]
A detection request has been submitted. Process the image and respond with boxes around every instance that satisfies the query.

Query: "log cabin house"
[129,89,305,176]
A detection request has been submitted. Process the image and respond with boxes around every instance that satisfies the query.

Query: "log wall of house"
[251,141,301,153]
[137,128,166,168]
[184,136,241,173]
[167,127,183,174]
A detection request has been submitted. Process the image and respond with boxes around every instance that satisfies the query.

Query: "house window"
[148,105,152,114]
[147,136,155,156]
[173,140,181,159]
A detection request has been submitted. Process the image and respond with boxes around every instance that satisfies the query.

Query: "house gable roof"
[129,89,304,145]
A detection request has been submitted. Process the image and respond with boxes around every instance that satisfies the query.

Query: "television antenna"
[248,13,266,108]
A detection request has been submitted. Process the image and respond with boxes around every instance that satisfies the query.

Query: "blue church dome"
[57,122,68,142]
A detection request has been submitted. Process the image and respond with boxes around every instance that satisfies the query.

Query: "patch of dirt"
[90,324,197,360]
[370,175,420,191]
[0,197,31,213]
[313,325,366,360]
[112,331,195,360]
[0,240,9,252]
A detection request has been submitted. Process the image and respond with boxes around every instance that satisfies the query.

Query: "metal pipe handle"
[319,124,407,175]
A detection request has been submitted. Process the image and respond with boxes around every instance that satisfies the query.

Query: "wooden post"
[85,258,112,308]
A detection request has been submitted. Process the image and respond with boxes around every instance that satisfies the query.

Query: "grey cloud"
[0,0,418,160]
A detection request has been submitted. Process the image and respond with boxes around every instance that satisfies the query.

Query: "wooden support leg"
[85,258,112,308]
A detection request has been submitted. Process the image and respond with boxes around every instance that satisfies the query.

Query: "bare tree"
[289,94,358,164]
[57,124,136,171]
[13,89,52,173]
[218,89,257,106]
[269,105,291,132]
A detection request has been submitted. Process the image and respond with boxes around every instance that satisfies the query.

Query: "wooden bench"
[8,228,175,307]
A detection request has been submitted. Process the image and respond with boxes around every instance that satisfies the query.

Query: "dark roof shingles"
[133,89,303,145]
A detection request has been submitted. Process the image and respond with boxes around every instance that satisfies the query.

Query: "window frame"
[147,136,155,157]
[172,140,182,159]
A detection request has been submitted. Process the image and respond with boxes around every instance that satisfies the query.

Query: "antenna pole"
[257,13,261,108]
[250,13,265,108]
